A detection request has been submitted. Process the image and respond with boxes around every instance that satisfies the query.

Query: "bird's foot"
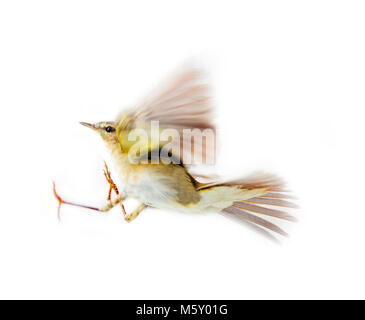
[103,162,126,216]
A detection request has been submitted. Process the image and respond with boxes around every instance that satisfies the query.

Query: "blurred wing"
[134,67,214,129]
[118,66,216,165]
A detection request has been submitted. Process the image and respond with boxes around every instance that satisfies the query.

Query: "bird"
[53,66,297,240]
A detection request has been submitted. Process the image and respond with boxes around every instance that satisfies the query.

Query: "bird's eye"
[105,126,114,133]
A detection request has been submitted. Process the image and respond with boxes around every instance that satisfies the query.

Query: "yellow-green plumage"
[78,67,296,238]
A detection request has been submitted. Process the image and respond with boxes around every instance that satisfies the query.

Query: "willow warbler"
[54,67,296,239]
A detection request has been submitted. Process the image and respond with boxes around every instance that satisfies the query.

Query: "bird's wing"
[116,66,216,165]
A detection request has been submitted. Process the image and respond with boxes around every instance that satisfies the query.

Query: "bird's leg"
[124,203,147,222]
[103,162,127,216]
[52,182,123,221]
[103,163,115,202]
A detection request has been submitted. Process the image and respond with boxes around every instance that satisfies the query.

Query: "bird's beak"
[80,122,97,130]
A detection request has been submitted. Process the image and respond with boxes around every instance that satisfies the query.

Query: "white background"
[0,1,364,299]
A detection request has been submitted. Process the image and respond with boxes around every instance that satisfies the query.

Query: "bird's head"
[80,121,120,149]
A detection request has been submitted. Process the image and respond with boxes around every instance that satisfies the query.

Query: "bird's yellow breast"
[112,148,200,207]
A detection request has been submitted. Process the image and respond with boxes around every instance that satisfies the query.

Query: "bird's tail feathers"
[196,172,298,238]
